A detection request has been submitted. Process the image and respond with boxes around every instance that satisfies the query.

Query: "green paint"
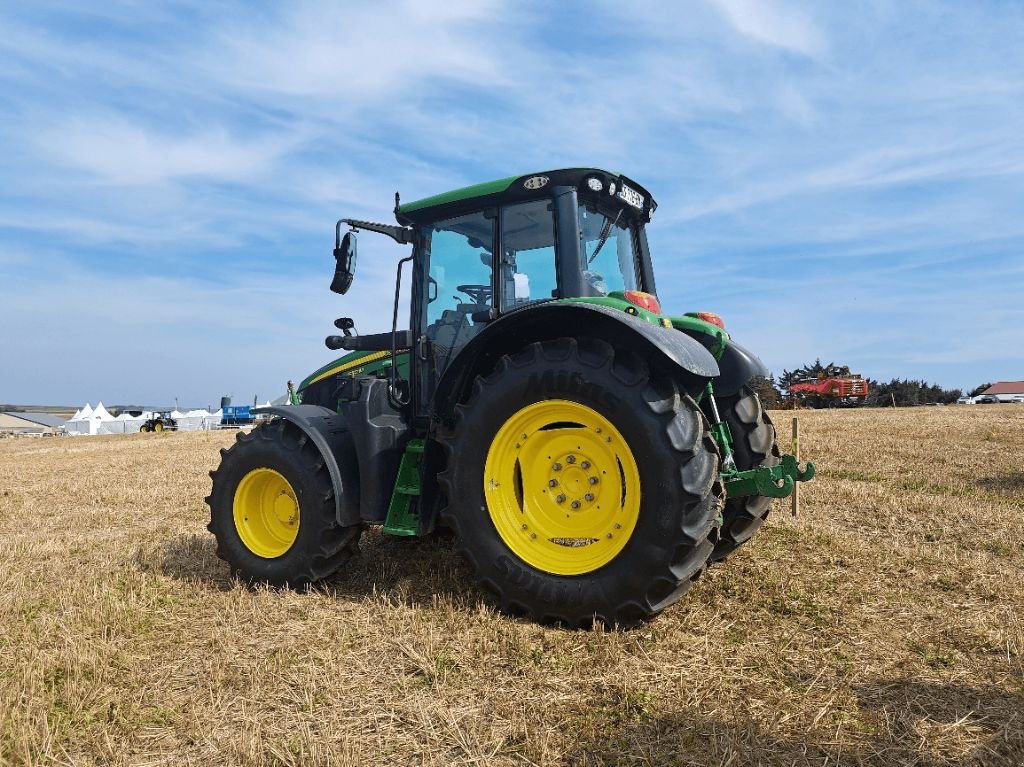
[384,439,425,536]
[399,175,520,214]
[398,168,632,216]
[723,455,816,499]
[298,350,411,394]
[560,292,663,326]
[668,315,728,359]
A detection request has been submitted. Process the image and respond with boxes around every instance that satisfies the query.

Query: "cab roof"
[395,168,656,225]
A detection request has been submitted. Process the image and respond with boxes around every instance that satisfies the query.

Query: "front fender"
[252,405,361,526]
[432,302,719,422]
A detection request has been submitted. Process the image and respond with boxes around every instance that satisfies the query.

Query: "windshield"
[577,205,639,296]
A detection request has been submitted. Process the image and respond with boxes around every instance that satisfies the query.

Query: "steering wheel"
[456,284,492,305]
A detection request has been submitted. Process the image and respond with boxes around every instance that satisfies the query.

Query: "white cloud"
[708,0,826,57]
[35,116,299,186]
[207,0,510,100]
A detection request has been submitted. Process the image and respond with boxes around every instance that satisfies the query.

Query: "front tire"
[710,386,781,562]
[206,420,360,586]
[438,338,722,628]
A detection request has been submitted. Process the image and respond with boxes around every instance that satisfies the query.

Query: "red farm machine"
[787,365,868,408]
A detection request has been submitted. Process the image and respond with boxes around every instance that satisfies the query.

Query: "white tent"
[64,403,94,434]
[90,402,117,435]
[104,411,147,434]
[175,408,221,431]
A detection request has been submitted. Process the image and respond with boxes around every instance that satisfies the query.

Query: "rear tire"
[438,338,722,628]
[206,420,361,587]
[710,386,780,562]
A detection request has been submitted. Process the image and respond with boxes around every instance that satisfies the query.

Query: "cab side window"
[499,200,558,311]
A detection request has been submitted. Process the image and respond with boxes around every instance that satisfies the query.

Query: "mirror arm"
[339,218,415,245]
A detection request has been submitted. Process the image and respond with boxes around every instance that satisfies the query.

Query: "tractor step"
[722,454,816,499]
[384,439,425,536]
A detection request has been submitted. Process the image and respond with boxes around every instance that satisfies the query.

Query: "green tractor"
[206,168,813,627]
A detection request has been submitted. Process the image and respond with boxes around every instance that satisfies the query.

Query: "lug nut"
[580,460,591,470]
[552,462,562,472]
[548,479,559,488]
[589,476,599,485]
[566,455,576,464]
[571,500,581,510]
[584,493,594,502]
[556,494,566,504]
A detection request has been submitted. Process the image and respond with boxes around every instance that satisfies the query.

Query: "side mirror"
[330,232,357,295]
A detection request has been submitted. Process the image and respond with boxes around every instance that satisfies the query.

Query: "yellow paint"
[233,468,300,558]
[483,399,641,575]
[306,351,392,387]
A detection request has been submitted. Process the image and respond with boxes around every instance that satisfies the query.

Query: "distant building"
[0,411,65,435]
[981,381,1024,402]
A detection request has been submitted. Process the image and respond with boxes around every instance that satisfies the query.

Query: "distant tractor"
[140,411,177,433]
[788,365,868,408]
[206,168,814,627]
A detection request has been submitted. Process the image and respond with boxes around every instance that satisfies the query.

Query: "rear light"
[696,311,725,330]
[623,290,661,314]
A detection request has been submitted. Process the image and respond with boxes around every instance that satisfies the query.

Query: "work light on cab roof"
[205,166,814,629]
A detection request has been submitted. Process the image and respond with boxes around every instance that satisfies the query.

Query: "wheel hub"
[233,468,300,558]
[484,399,640,576]
[548,455,601,513]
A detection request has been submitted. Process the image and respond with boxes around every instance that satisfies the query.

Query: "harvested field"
[1,407,1022,766]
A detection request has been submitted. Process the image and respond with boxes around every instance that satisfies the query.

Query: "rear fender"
[714,340,769,397]
[431,302,719,423]
[252,405,361,527]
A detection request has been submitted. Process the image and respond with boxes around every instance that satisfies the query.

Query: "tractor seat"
[427,308,487,349]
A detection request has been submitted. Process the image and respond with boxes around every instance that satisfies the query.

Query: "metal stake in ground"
[792,417,800,517]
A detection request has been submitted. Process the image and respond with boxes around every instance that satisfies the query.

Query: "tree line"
[744,359,970,408]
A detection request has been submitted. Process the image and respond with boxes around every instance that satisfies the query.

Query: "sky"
[2,0,1022,407]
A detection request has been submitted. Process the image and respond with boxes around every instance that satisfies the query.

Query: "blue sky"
[2,0,1022,406]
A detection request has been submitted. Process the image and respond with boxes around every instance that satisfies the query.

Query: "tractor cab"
[397,169,661,406]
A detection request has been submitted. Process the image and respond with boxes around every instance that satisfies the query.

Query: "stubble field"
[1,406,1022,766]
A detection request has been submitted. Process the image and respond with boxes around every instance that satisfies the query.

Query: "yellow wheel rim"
[232,468,300,558]
[153,422,164,432]
[484,399,641,576]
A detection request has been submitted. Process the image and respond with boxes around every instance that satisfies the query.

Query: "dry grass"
[1,407,1022,766]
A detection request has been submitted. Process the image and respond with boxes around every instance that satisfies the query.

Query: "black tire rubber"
[437,337,722,628]
[206,420,361,587]
[710,386,781,562]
